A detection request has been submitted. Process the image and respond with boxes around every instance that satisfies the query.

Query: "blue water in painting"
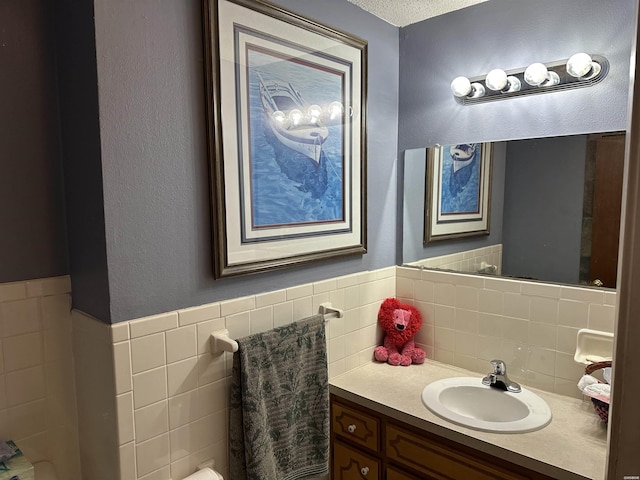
[246,50,344,228]
[440,144,480,214]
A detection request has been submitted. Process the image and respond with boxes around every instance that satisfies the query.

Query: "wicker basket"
[584,360,612,423]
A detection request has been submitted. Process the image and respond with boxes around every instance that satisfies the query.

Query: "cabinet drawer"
[385,423,533,480]
[332,401,380,451]
[333,439,381,480]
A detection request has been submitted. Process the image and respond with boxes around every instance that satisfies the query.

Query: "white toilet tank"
[34,461,58,480]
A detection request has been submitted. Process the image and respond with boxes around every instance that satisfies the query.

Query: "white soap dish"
[574,328,614,364]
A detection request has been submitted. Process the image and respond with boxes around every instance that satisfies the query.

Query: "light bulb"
[566,53,601,78]
[450,77,485,99]
[451,76,472,97]
[524,63,549,86]
[289,109,303,125]
[486,69,521,93]
[524,63,560,87]
[485,69,508,91]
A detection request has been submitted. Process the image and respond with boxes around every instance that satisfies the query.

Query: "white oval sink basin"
[421,377,552,433]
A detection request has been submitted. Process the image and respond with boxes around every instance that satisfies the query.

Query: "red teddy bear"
[374,298,426,366]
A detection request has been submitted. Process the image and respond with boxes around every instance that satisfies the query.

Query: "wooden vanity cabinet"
[330,395,555,480]
[331,398,382,479]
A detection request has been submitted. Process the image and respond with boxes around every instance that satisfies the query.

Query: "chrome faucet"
[482,360,521,393]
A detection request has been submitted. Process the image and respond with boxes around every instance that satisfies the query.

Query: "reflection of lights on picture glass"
[307,104,322,123]
[272,110,286,123]
[288,109,303,125]
[329,101,344,120]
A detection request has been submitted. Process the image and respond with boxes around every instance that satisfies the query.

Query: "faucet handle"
[490,359,506,374]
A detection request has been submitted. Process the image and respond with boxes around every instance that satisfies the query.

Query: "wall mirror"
[402,132,625,289]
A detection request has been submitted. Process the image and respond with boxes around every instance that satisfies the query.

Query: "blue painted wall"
[56,0,111,321]
[502,135,587,284]
[89,0,399,322]
[8,0,635,323]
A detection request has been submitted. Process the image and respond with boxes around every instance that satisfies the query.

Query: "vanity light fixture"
[451,53,608,105]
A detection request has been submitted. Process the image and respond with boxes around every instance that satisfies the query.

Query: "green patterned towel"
[229,314,329,480]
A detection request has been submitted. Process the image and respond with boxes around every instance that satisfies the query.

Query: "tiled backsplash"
[405,245,502,275]
[397,266,616,397]
[0,276,80,480]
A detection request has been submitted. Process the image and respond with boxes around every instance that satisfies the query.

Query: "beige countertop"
[329,361,608,480]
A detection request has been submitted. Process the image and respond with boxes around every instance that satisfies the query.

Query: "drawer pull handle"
[347,424,356,433]
[360,466,369,476]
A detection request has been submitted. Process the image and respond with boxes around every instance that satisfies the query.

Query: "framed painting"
[424,143,492,243]
[203,0,368,278]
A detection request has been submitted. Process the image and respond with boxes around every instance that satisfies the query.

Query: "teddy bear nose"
[396,324,405,331]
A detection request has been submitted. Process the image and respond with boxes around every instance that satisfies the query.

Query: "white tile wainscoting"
[3,266,615,480]
[74,268,395,480]
[405,244,503,275]
[0,276,81,480]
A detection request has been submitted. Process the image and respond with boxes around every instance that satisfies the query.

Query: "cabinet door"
[333,439,381,480]
[386,466,421,480]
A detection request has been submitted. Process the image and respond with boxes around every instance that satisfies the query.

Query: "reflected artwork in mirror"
[402,132,624,289]
[424,143,492,244]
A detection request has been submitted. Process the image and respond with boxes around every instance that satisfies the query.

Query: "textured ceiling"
[346,0,489,27]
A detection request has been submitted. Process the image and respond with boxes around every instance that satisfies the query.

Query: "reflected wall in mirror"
[402,132,624,288]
